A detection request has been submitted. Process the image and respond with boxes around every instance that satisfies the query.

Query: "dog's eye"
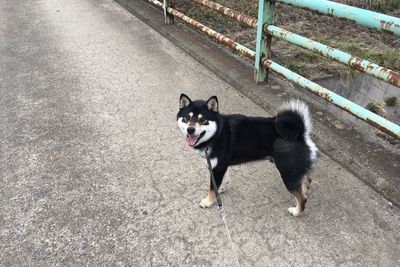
[183,115,190,122]
[199,117,208,124]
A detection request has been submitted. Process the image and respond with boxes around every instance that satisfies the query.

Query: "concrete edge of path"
[114,0,400,207]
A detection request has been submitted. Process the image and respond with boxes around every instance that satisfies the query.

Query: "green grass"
[185,7,232,33]
[364,49,400,71]
[365,0,400,12]
[366,102,381,113]
[340,43,363,55]
[285,60,306,76]
[295,51,320,63]
[175,0,252,34]
[338,42,400,72]
[385,96,397,107]
[314,36,332,46]
[214,0,258,18]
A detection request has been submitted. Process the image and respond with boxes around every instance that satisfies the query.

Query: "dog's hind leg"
[302,175,312,197]
[288,176,310,217]
[199,166,227,208]
[288,190,306,217]
[218,169,230,193]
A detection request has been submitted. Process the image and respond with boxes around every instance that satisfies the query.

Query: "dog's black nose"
[187,127,196,135]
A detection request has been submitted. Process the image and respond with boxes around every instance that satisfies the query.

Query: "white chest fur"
[195,148,218,169]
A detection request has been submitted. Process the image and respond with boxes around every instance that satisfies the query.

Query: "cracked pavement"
[1,0,400,266]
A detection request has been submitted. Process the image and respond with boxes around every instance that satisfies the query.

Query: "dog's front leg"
[199,166,227,208]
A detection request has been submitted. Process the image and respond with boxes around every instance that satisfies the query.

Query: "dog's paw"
[199,197,215,208]
[288,207,302,217]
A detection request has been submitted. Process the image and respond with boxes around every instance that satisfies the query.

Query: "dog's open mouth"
[186,131,205,146]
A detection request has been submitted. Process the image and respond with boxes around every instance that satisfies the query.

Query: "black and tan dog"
[177,94,318,217]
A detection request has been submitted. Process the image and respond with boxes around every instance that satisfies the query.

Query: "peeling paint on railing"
[193,0,258,28]
[266,25,400,88]
[278,0,400,37]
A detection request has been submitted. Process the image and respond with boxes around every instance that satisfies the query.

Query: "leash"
[204,148,224,217]
[204,148,241,267]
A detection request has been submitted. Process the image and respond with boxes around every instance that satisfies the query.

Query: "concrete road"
[1,0,399,266]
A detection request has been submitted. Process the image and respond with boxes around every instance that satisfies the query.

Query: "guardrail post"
[255,0,274,83]
[163,0,174,25]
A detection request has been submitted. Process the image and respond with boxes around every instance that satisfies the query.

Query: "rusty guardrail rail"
[141,0,400,139]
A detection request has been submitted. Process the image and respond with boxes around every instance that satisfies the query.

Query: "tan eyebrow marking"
[198,114,203,119]
[189,112,193,117]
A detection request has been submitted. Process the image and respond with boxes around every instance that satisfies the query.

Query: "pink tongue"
[187,135,198,146]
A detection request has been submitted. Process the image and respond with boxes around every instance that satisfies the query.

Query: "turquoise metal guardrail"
[163,0,173,24]
[279,0,400,36]
[142,0,400,139]
[255,0,274,82]
[265,25,400,88]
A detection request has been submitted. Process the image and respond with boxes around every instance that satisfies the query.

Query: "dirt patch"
[173,0,400,80]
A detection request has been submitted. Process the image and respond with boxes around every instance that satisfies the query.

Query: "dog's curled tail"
[275,99,311,139]
[275,100,318,161]
[275,99,312,140]
[275,100,311,140]
[275,99,318,161]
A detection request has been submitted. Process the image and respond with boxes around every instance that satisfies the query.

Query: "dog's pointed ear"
[179,94,192,109]
[206,96,219,112]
